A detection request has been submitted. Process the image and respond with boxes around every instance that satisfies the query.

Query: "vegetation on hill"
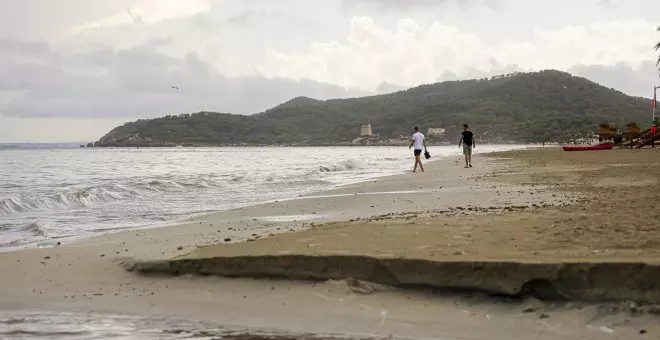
[97,70,653,146]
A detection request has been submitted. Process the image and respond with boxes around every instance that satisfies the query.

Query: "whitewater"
[0,145,526,248]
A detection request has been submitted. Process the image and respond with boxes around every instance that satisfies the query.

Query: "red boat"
[562,143,614,151]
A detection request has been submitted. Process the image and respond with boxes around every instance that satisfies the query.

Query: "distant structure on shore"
[427,128,446,136]
[360,124,373,136]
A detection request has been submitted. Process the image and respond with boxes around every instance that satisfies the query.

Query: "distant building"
[360,124,373,136]
[427,128,446,136]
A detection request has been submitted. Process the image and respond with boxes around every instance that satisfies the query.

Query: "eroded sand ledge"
[120,256,660,304]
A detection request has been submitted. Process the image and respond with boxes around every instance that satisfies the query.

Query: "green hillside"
[96,70,653,146]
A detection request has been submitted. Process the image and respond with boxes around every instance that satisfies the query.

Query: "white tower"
[360,124,373,136]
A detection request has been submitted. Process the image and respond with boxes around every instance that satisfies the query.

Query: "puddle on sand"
[257,214,324,222]
[265,190,436,204]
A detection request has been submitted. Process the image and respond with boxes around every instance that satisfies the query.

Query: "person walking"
[459,124,475,168]
[409,126,426,173]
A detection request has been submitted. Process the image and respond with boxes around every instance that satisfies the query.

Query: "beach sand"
[178,147,660,262]
[2,147,660,339]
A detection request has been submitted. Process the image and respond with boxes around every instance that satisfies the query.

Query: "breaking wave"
[0,221,50,247]
[318,159,365,173]
[19,222,49,237]
[0,177,221,217]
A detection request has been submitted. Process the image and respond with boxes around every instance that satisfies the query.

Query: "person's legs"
[413,150,424,172]
[463,146,469,168]
[468,146,473,167]
[413,150,419,172]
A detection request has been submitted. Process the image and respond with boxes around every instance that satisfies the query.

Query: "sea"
[0,310,479,340]
[1,145,530,340]
[0,145,527,249]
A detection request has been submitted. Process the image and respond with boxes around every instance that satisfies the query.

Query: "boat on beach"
[561,143,614,151]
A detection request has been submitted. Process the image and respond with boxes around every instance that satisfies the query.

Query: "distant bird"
[171,86,179,90]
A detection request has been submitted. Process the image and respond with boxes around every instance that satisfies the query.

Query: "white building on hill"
[427,128,446,136]
[360,124,373,136]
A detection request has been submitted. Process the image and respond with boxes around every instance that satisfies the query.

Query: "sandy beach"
[2,147,660,339]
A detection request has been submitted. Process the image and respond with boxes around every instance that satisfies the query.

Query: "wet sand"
[2,148,660,338]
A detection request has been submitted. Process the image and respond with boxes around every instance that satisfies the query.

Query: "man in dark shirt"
[459,124,475,168]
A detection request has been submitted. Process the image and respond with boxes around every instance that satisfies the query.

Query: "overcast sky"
[0,0,659,142]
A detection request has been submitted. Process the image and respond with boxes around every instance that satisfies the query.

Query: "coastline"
[2,147,660,339]
[1,144,527,252]
[90,141,530,148]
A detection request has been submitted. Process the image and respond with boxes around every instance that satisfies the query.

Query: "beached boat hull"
[562,143,614,151]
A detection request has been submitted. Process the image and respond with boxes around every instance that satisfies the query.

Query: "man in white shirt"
[408,126,426,173]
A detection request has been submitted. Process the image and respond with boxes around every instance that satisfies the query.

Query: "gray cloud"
[0,39,50,58]
[341,0,500,10]
[224,9,317,30]
[343,0,451,7]
[569,61,659,98]
[375,81,407,94]
[0,39,369,118]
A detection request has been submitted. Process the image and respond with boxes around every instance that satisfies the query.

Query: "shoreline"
[90,142,532,148]
[1,157,441,253]
[2,147,660,338]
[1,144,524,252]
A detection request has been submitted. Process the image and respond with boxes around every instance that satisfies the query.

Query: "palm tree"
[656,26,660,70]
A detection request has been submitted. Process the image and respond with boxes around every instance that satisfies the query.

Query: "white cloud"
[259,16,659,91]
[69,0,212,34]
[341,0,500,11]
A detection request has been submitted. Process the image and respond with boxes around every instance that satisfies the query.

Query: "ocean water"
[0,310,420,340]
[0,145,525,248]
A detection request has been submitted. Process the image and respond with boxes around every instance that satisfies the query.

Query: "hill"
[96,70,653,146]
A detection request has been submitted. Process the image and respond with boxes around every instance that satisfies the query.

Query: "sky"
[0,0,659,142]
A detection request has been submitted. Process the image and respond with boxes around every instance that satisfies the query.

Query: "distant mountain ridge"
[97,70,653,146]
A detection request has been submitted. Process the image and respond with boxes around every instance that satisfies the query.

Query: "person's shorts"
[414,149,422,156]
[463,145,473,156]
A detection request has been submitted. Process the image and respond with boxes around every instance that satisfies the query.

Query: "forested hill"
[96,70,652,146]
